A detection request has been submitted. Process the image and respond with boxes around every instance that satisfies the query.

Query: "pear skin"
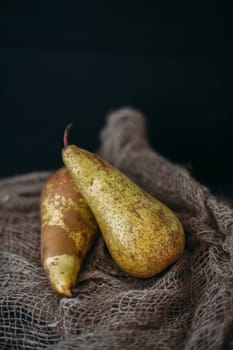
[62,128,185,278]
[40,167,99,296]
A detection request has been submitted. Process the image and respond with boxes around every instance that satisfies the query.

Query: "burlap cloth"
[0,108,233,350]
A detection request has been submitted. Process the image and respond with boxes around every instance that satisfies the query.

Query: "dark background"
[1,2,232,197]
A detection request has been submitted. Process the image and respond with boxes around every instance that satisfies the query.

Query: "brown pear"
[40,167,98,296]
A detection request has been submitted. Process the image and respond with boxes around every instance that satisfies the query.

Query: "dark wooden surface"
[1,2,232,196]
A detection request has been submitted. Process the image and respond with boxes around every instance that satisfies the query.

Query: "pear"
[62,125,185,278]
[40,167,99,296]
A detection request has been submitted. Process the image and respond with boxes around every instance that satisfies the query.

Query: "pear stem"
[64,123,73,147]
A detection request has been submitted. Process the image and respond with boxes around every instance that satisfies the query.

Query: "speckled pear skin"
[40,167,99,296]
[62,145,185,278]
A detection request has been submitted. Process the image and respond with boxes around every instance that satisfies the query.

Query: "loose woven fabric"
[0,108,233,350]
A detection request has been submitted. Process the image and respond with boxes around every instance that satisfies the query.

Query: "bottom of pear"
[109,231,185,279]
[44,254,80,297]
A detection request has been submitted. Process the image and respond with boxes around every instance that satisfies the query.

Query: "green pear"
[62,124,185,278]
